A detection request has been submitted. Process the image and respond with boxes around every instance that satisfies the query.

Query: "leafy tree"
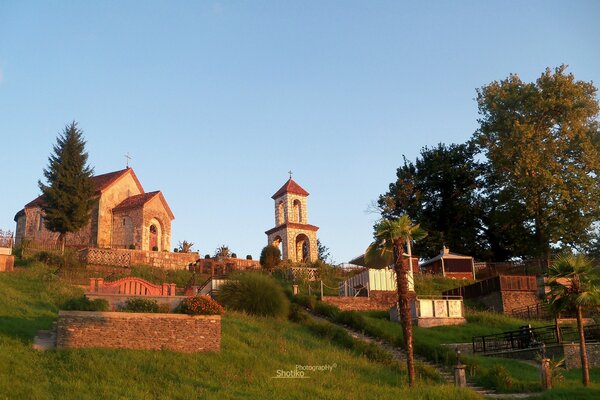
[38,122,94,254]
[260,245,281,270]
[474,65,600,259]
[546,254,600,386]
[365,215,426,387]
[317,239,331,263]
[177,240,194,253]
[214,245,232,259]
[378,143,488,260]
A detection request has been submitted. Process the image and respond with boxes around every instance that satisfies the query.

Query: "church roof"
[22,168,140,209]
[15,168,147,220]
[113,191,175,220]
[265,222,319,235]
[271,178,309,199]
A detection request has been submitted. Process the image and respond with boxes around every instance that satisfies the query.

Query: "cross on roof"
[288,170,293,179]
[124,153,132,168]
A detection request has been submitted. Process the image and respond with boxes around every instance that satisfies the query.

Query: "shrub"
[259,245,281,270]
[33,251,63,267]
[246,255,252,260]
[120,298,159,313]
[62,296,109,311]
[205,254,211,259]
[179,295,224,315]
[293,293,318,310]
[481,364,513,391]
[231,253,237,258]
[218,273,289,318]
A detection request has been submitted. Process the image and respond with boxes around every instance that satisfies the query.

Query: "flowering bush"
[179,295,224,315]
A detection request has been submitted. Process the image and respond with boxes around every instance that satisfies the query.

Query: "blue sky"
[1,1,599,262]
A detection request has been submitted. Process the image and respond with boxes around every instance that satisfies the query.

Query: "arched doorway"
[149,225,158,251]
[295,234,310,262]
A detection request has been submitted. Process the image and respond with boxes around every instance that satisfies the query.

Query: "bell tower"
[265,176,319,262]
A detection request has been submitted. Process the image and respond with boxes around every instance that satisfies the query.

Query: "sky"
[1,1,599,263]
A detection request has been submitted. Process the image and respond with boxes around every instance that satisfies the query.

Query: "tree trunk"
[394,239,416,387]
[576,305,590,386]
[59,233,65,255]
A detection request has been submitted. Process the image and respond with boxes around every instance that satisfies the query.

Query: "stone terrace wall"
[321,291,398,311]
[80,248,199,269]
[501,291,539,313]
[57,311,220,352]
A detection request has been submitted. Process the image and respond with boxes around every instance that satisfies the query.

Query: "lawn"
[0,263,480,400]
[311,304,600,396]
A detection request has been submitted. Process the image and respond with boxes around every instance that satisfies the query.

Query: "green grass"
[318,307,600,394]
[0,262,482,400]
[414,275,476,296]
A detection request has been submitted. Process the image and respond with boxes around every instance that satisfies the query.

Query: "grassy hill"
[0,263,479,400]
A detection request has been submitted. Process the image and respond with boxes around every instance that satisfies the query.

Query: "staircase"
[33,322,57,351]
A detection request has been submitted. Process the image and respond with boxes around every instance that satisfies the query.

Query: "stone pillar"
[454,364,467,387]
[540,358,552,390]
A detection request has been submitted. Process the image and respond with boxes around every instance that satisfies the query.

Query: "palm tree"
[546,254,600,386]
[365,215,426,387]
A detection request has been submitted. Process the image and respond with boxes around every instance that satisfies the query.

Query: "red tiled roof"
[113,191,160,212]
[271,178,309,199]
[20,168,142,210]
[92,169,130,193]
[265,222,319,235]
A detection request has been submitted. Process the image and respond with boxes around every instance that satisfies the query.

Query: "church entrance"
[149,225,158,251]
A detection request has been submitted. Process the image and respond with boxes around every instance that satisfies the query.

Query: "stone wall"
[562,343,600,369]
[501,291,539,313]
[473,290,539,313]
[321,291,398,311]
[81,248,199,269]
[0,255,14,272]
[97,172,143,248]
[56,311,220,352]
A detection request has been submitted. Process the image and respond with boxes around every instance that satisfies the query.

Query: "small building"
[390,295,466,328]
[420,247,475,279]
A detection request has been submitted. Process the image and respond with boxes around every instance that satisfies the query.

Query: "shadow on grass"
[0,316,56,341]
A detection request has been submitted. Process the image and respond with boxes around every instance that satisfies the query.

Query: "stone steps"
[33,329,57,351]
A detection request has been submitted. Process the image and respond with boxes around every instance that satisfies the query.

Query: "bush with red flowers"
[179,295,224,315]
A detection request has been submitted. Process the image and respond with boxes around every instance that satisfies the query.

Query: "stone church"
[265,178,319,262]
[14,168,174,251]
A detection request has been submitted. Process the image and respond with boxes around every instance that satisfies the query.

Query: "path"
[307,311,540,399]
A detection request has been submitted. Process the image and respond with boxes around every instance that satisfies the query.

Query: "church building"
[265,177,319,262]
[14,168,174,251]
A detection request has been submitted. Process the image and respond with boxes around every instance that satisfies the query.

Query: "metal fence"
[472,323,600,354]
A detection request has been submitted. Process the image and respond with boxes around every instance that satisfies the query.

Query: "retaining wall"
[56,311,220,352]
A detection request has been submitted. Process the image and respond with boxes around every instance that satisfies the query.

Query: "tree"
[546,254,600,386]
[378,143,489,260]
[365,215,426,387]
[474,66,600,259]
[214,245,232,259]
[259,245,281,270]
[177,240,194,253]
[38,122,94,254]
[317,239,331,263]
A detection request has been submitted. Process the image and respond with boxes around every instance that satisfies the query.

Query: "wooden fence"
[89,277,176,296]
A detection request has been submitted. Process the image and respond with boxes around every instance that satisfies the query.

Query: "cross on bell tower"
[265,176,319,262]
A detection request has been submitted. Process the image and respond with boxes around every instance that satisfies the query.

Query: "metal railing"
[472,323,600,354]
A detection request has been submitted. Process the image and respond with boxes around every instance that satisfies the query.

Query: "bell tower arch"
[265,177,318,262]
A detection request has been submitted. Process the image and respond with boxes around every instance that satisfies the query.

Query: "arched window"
[277,201,284,225]
[293,199,302,223]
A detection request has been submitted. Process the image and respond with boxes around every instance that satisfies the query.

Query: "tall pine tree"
[38,122,94,253]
